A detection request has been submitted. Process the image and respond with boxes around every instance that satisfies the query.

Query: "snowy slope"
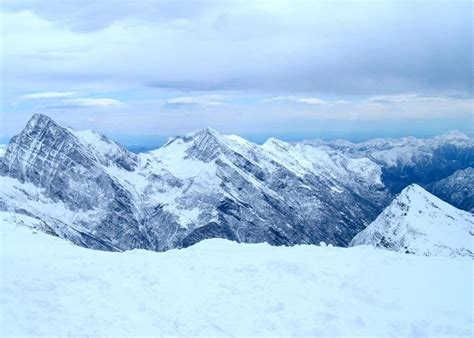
[351,184,474,258]
[1,211,472,337]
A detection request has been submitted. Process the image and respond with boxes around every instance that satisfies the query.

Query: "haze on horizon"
[0,0,472,146]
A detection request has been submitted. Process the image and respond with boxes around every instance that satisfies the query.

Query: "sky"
[0,0,472,146]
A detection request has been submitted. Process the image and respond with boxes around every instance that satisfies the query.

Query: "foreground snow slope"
[1,212,472,337]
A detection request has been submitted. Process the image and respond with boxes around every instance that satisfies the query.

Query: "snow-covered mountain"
[2,211,472,336]
[427,167,474,213]
[303,131,474,197]
[0,114,389,251]
[350,184,474,258]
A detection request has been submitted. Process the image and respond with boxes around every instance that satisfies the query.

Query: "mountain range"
[0,114,472,253]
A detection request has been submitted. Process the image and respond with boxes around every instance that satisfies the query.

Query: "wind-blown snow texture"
[1,212,472,337]
[0,114,472,252]
[351,184,474,258]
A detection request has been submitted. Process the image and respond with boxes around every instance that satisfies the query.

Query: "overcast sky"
[0,0,472,144]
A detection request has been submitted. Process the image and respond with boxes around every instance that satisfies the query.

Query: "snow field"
[1,214,472,337]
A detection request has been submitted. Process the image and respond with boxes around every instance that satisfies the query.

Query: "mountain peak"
[442,130,469,138]
[5,114,136,175]
[394,184,457,213]
[399,183,429,198]
[434,130,470,142]
[183,126,221,140]
[24,113,62,133]
[262,137,291,151]
[351,184,474,258]
[10,114,73,153]
[184,127,226,162]
[29,113,54,124]
[202,126,219,135]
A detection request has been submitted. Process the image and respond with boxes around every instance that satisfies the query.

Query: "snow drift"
[1,211,472,336]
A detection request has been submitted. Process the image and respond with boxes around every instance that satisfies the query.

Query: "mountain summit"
[350,184,474,258]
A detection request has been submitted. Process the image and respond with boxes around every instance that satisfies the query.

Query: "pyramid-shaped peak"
[399,183,428,196]
[29,113,53,123]
[25,113,57,128]
[180,127,235,163]
[21,114,68,137]
[397,183,445,205]
[261,137,291,151]
[202,126,219,134]
[351,183,474,258]
[184,126,221,140]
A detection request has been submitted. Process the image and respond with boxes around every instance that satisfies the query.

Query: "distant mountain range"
[0,114,472,253]
[303,130,474,194]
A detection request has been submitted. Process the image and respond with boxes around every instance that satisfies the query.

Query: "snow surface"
[1,212,473,337]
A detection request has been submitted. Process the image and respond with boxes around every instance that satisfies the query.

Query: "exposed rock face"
[1,114,145,250]
[427,168,474,213]
[350,184,474,258]
[0,114,390,251]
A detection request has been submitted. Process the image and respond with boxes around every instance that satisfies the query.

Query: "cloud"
[0,1,472,139]
[62,98,122,107]
[1,1,472,97]
[16,90,122,109]
[1,0,220,32]
[165,95,224,107]
[20,91,79,100]
[262,96,325,105]
[367,94,448,104]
